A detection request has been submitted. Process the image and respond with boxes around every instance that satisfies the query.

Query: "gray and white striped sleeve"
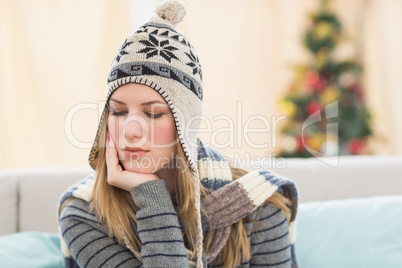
[59,198,142,268]
[248,203,292,267]
[130,179,190,267]
[59,179,192,268]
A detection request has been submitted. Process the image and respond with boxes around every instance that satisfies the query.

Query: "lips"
[123,146,149,152]
[123,147,149,159]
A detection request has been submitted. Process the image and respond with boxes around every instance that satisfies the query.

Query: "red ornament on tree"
[306,100,322,116]
[305,70,326,93]
[305,70,319,86]
[347,138,363,155]
[296,135,308,152]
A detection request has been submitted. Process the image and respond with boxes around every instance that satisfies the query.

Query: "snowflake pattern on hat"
[114,38,133,63]
[138,35,179,63]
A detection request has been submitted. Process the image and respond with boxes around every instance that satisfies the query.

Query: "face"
[107,83,178,175]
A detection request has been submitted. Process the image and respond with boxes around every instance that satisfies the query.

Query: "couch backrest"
[271,155,402,202]
[0,155,401,236]
[0,166,92,236]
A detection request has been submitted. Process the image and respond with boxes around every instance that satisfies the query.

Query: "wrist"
[107,171,159,191]
[130,179,174,210]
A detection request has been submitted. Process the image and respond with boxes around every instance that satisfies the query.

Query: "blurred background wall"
[0,0,401,168]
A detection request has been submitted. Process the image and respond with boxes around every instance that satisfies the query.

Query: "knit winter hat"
[89,0,202,173]
[88,0,204,266]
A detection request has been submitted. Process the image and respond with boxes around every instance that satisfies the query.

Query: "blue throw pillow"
[0,232,63,268]
[296,195,402,268]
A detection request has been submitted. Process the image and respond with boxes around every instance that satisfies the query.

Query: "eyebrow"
[110,98,168,106]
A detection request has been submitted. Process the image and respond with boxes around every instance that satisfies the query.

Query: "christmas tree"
[277,0,373,158]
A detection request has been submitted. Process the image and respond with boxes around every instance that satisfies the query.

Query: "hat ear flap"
[88,104,108,170]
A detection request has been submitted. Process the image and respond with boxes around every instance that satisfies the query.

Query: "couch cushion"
[0,232,62,267]
[296,195,402,268]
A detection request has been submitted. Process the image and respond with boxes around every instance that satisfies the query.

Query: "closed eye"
[145,112,163,119]
[111,110,127,116]
[110,109,163,119]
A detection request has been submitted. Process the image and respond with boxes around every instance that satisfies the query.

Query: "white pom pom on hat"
[155,0,187,26]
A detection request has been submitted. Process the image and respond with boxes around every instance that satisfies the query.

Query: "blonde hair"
[66,108,291,267]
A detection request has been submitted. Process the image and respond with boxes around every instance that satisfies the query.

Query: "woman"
[58,1,299,267]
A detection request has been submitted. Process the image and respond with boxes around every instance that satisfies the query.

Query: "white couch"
[1,155,401,237]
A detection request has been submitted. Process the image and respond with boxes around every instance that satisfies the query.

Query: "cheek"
[153,119,176,144]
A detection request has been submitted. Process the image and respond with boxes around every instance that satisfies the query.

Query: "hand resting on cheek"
[105,135,159,191]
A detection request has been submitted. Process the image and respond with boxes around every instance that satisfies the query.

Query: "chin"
[121,160,160,174]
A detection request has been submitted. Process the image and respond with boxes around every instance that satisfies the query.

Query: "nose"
[122,114,148,146]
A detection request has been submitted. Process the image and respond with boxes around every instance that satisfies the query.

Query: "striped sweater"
[58,139,299,267]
